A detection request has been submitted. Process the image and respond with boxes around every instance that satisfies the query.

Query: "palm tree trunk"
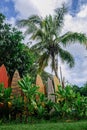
[55,56,58,78]
[52,54,59,78]
[54,60,58,78]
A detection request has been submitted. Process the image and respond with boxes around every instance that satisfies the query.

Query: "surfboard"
[47,78,55,102]
[0,64,8,88]
[53,76,60,92]
[11,70,22,98]
[36,74,45,94]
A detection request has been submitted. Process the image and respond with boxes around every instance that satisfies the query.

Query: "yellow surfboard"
[53,76,60,92]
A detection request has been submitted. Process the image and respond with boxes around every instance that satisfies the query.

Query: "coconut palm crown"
[17,5,87,78]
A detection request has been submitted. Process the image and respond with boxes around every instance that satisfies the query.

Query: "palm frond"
[60,32,87,46]
[55,4,67,14]
[30,41,45,53]
[58,47,75,68]
[54,4,67,33]
[17,15,42,35]
[30,29,44,40]
[17,19,30,27]
[24,23,37,35]
[17,15,42,26]
[27,15,42,24]
[17,19,37,35]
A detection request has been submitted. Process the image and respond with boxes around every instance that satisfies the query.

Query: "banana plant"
[53,85,76,118]
[18,75,39,117]
[73,94,87,119]
[0,83,12,119]
[54,85,75,101]
[35,93,54,118]
[0,83,12,103]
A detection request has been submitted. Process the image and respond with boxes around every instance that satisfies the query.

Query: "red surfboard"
[0,64,8,88]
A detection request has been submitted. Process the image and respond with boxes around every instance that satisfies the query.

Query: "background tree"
[18,5,87,78]
[72,85,80,93]
[80,82,87,96]
[72,83,87,97]
[0,13,34,80]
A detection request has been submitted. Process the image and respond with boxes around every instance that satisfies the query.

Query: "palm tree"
[17,5,87,78]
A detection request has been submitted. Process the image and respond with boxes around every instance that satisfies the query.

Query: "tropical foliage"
[0,83,12,119]
[0,76,87,122]
[18,75,53,120]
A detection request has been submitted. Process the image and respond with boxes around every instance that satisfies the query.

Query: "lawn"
[0,121,87,130]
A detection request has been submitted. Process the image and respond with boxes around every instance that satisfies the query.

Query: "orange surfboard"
[36,74,45,94]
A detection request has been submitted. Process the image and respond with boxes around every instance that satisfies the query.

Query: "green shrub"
[53,85,87,120]
[0,83,12,119]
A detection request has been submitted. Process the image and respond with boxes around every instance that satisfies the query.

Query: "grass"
[0,121,87,130]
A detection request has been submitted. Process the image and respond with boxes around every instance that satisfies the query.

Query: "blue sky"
[0,0,17,18]
[0,0,87,86]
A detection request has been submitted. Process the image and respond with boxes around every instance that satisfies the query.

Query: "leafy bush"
[18,75,53,120]
[0,83,12,119]
[10,96,24,121]
[35,93,53,119]
[53,85,87,120]
[73,94,87,119]
[18,75,39,122]
[0,83,12,103]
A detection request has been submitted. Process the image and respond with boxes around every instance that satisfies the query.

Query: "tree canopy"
[0,13,34,80]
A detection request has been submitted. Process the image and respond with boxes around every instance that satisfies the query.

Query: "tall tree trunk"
[54,59,59,78]
[55,56,58,78]
[52,54,59,78]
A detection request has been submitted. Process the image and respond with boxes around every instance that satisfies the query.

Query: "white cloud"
[12,0,69,18]
[31,0,69,17]
[12,0,39,19]
[60,44,87,86]
[6,17,16,26]
[63,14,87,34]
[77,5,87,18]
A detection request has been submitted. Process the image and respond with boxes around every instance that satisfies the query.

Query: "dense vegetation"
[0,77,87,123]
[73,83,87,96]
